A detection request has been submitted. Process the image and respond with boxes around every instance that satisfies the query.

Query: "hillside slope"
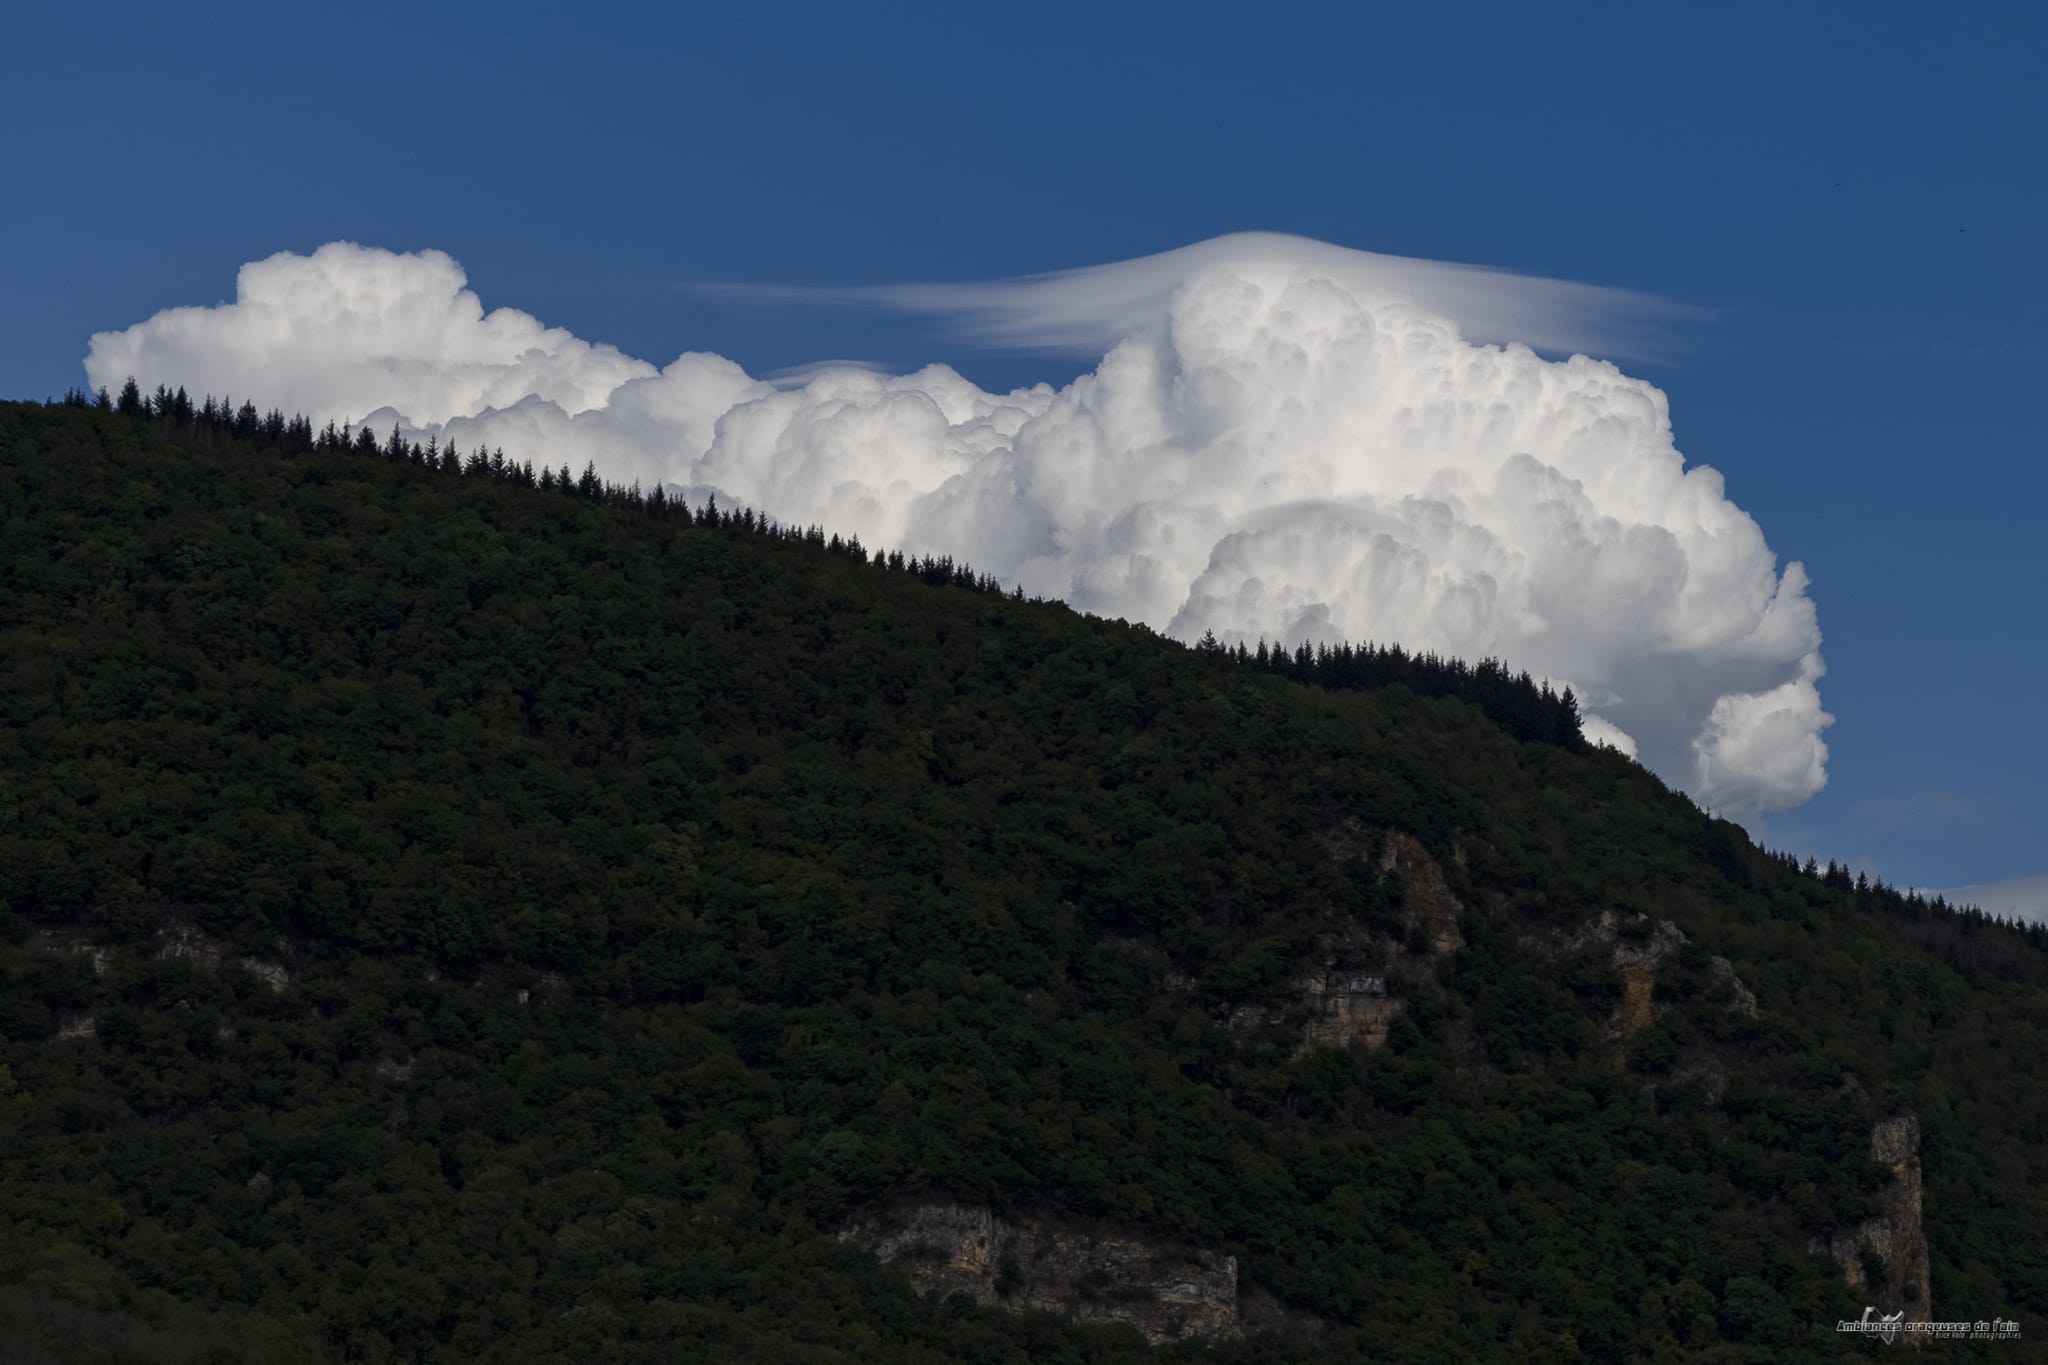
[1,399,2044,1362]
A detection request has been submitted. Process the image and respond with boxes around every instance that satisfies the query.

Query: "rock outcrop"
[1708,954,1760,1017]
[842,1202,1248,1344]
[1546,910,1758,1063]
[1207,822,1486,1058]
[1378,830,1464,955]
[1296,971,1403,1052]
[30,931,112,976]
[159,922,294,992]
[1822,1115,1932,1331]
[1223,968,1405,1057]
[33,923,296,994]
[1608,916,1686,1051]
[1319,821,1467,958]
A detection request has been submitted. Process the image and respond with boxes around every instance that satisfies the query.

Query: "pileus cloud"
[85,236,1831,813]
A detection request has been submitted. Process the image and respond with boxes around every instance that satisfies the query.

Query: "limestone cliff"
[1319,821,1467,959]
[1224,967,1405,1058]
[1218,823,1464,1056]
[33,922,294,996]
[1378,830,1465,955]
[1607,916,1686,1055]
[1823,1115,1932,1331]
[1547,909,1757,1064]
[1708,954,1760,1018]
[841,1202,1258,1344]
[157,922,295,992]
[1296,971,1404,1052]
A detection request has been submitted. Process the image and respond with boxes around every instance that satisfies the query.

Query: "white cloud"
[1934,874,2048,926]
[1580,715,1639,759]
[712,231,1689,362]
[86,242,656,427]
[84,235,1831,812]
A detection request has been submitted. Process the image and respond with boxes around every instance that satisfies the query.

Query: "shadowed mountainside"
[2,397,2045,1363]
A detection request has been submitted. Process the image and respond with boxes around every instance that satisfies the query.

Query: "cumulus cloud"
[86,243,656,426]
[85,235,1831,812]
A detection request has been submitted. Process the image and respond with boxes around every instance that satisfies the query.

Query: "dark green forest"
[1,393,2044,1362]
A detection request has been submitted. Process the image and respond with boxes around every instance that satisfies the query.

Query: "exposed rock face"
[157,923,293,992]
[841,1202,1244,1344]
[1825,1115,1932,1331]
[31,924,297,994]
[238,958,292,993]
[157,922,226,968]
[1613,967,1656,1043]
[1224,970,1404,1057]
[1608,917,1685,1053]
[1217,822,1476,1057]
[1379,831,1464,954]
[1709,955,1759,1017]
[31,932,113,976]
[1609,916,1687,977]
[1548,910,1758,1063]
[1296,971,1403,1053]
[55,1014,97,1041]
[1666,1056,1730,1106]
[1321,822,1466,957]
[1317,818,1379,865]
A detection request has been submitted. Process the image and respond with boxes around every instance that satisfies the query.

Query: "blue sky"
[4,1,2041,896]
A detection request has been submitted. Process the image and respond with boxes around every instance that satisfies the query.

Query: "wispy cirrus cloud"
[701,231,1696,362]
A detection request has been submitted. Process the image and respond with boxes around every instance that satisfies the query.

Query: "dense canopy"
[0,397,2042,1362]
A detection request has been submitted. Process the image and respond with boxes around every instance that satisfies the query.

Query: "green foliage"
[2,398,2046,1363]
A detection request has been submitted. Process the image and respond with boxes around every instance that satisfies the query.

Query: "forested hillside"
[1,396,2043,1363]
